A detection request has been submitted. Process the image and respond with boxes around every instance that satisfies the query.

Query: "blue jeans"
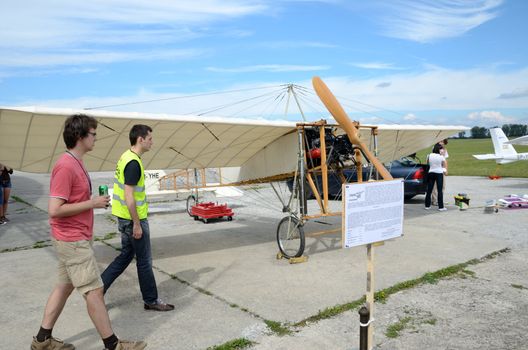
[101,218,158,304]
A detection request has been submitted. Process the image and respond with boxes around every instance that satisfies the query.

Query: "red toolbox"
[191,202,234,223]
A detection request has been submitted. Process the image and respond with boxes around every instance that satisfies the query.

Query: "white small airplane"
[505,134,528,146]
[473,128,528,164]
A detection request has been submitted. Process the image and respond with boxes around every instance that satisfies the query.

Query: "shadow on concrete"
[137,197,439,260]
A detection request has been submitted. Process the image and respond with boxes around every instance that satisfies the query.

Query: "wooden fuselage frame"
[293,121,382,238]
[157,120,382,227]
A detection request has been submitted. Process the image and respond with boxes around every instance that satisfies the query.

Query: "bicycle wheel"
[186,195,196,216]
[276,216,305,258]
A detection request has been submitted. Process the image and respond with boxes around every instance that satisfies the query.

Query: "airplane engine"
[305,127,356,169]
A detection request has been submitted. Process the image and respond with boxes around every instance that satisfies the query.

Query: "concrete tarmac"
[0,173,526,349]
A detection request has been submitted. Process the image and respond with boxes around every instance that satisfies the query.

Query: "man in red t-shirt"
[31,114,146,350]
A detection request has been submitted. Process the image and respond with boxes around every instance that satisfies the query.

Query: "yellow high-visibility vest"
[112,149,148,220]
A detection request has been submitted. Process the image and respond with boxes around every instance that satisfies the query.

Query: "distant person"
[31,114,146,350]
[101,124,174,312]
[0,163,13,225]
[432,139,449,206]
[425,143,447,211]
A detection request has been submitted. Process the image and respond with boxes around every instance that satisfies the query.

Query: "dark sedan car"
[385,157,428,200]
[289,157,428,201]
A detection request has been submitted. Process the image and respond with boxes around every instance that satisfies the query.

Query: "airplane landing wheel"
[186,195,196,216]
[276,216,305,259]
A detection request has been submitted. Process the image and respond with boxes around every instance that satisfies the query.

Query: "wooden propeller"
[312,76,393,180]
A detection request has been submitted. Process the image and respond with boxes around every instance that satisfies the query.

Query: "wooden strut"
[302,125,326,213]
[319,122,329,213]
[366,244,374,348]
[305,227,341,238]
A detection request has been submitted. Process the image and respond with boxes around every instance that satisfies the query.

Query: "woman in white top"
[425,143,447,211]
[432,139,448,205]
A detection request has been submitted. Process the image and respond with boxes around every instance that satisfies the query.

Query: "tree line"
[460,124,528,139]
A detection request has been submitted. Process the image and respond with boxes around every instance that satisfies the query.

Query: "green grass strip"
[415,138,528,178]
[94,232,118,241]
[264,320,292,336]
[295,298,365,327]
[11,195,47,213]
[1,240,52,253]
[206,338,254,350]
[294,248,509,326]
[385,316,412,338]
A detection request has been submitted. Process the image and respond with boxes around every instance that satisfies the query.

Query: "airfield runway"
[1,173,527,349]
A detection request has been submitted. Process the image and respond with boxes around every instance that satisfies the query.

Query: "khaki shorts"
[53,239,103,295]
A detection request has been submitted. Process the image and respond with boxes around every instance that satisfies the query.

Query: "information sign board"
[342,179,404,248]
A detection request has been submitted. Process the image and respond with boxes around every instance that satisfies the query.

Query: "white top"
[428,153,446,174]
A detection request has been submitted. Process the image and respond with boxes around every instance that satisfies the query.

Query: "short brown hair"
[63,114,98,149]
[129,124,152,146]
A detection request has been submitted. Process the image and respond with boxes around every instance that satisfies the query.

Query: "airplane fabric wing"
[359,124,469,163]
[505,135,528,145]
[1,106,468,182]
[473,154,499,160]
[0,106,298,175]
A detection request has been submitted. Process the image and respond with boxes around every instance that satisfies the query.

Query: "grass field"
[413,138,528,178]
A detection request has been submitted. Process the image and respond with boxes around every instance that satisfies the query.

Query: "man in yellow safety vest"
[101,124,174,312]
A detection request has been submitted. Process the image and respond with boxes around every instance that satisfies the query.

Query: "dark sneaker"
[106,340,147,349]
[0,219,5,226]
[144,299,174,311]
[1,216,8,222]
[31,336,75,350]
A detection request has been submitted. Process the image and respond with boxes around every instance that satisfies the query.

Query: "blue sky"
[1,0,527,127]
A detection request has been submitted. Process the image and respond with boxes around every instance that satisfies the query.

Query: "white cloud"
[0,49,205,67]
[0,1,266,67]
[376,0,504,43]
[206,64,330,73]
[258,41,338,49]
[467,110,516,124]
[6,66,528,127]
[312,67,528,112]
[349,62,402,70]
[376,82,391,88]
[498,88,528,99]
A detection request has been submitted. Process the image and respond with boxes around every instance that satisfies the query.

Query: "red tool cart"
[191,202,234,223]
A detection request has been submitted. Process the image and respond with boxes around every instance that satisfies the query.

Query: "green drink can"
[99,185,108,196]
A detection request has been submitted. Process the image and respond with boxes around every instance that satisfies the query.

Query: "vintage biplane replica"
[0,77,467,258]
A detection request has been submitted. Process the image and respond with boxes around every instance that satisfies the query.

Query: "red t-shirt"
[49,153,94,241]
